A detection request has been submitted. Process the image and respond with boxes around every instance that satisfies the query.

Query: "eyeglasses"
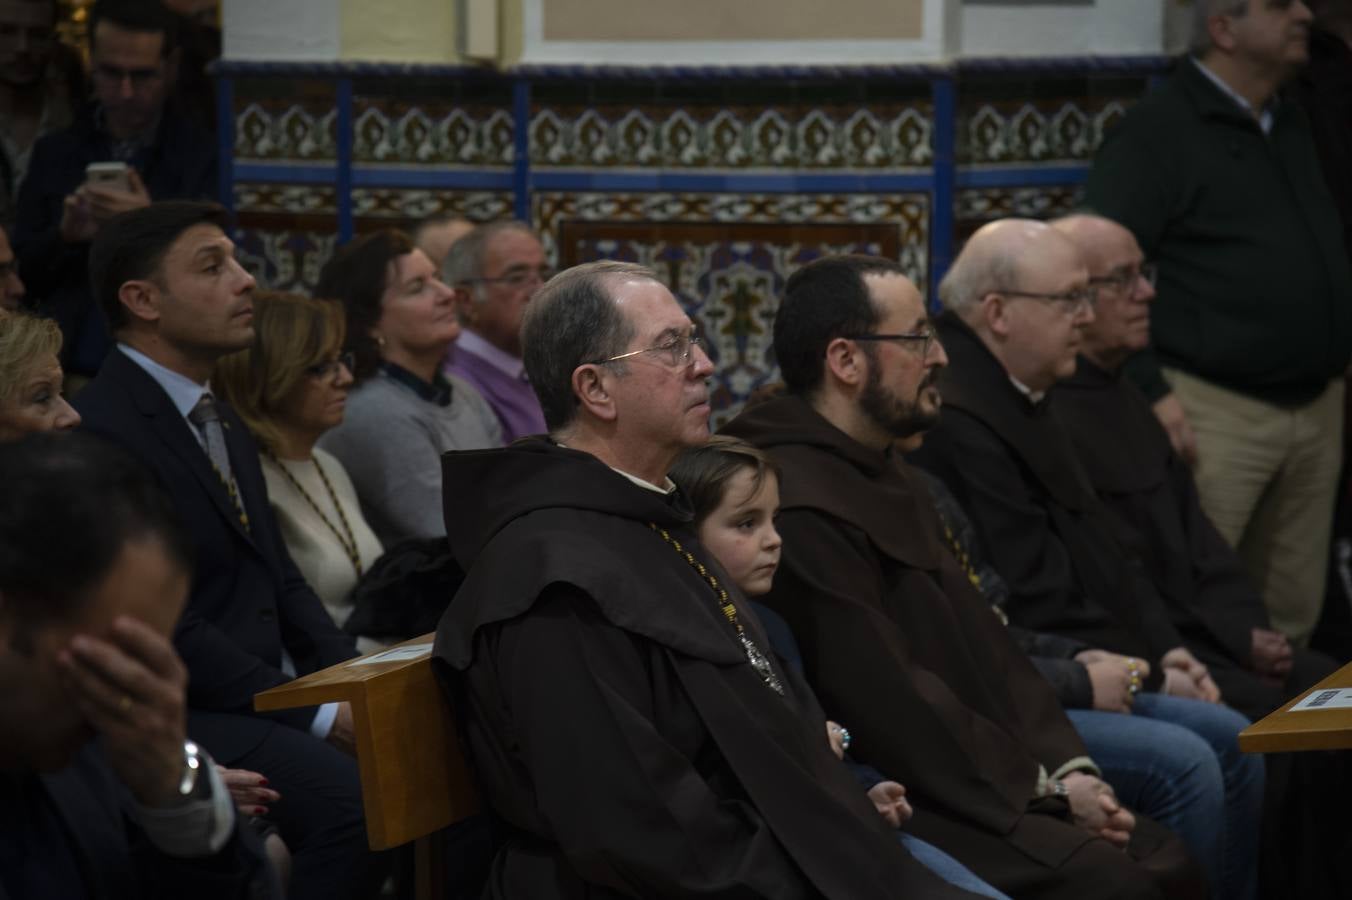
[1089,262,1158,294]
[846,324,940,359]
[600,333,704,369]
[306,351,355,381]
[93,63,166,88]
[999,287,1097,315]
[464,267,554,290]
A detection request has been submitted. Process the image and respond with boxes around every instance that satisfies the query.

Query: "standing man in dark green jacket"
[1084,0,1352,647]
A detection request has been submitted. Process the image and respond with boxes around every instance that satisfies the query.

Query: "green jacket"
[1084,58,1352,407]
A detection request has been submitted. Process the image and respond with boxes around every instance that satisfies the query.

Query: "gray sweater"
[318,369,502,545]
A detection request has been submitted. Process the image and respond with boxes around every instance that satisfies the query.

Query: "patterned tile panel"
[958,96,1133,165]
[534,190,929,292]
[233,79,339,161]
[955,185,1084,231]
[529,103,934,170]
[234,229,339,294]
[351,99,515,166]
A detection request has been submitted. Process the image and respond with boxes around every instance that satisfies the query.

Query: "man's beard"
[860,361,939,439]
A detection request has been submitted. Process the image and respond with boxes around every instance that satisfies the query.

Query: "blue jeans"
[899,832,1011,899]
[1068,692,1263,900]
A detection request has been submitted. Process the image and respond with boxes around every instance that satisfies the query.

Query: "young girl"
[671,435,1009,900]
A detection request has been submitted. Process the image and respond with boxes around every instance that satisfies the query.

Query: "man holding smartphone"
[12,0,215,383]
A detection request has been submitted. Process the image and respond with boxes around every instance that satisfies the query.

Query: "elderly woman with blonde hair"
[0,308,81,440]
[214,291,383,637]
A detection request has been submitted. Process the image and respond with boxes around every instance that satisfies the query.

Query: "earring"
[373,334,386,348]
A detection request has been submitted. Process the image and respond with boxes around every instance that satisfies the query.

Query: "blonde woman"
[214,291,383,636]
[0,308,80,440]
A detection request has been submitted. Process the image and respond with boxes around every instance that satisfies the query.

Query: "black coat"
[434,439,983,900]
[74,349,357,762]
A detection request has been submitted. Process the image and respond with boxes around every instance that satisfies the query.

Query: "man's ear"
[117,280,162,326]
[571,363,618,423]
[452,286,478,325]
[1206,10,1239,54]
[823,336,866,390]
[981,292,1013,339]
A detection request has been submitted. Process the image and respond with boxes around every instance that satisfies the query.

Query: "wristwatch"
[1048,779,1070,801]
[174,740,212,803]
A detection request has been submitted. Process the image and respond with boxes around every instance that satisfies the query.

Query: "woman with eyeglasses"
[214,290,383,636]
[314,229,503,546]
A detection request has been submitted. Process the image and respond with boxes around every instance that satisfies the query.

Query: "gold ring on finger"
[118,694,132,713]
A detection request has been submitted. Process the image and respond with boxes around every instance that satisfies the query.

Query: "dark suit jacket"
[0,745,270,900]
[75,349,358,761]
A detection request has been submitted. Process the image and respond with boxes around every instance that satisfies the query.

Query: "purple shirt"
[444,329,547,443]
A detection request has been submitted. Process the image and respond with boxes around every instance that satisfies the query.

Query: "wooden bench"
[254,633,479,899]
[1238,658,1352,753]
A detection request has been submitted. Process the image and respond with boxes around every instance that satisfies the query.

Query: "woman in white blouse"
[214,291,384,641]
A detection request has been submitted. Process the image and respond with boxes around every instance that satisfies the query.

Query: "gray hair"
[442,220,539,302]
[1189,0,1250,57]
[937,238,1018,317]
[521,260,653,433]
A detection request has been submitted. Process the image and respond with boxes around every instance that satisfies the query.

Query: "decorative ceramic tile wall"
[220,60,1165,413]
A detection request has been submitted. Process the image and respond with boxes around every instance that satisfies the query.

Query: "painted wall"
[223,0,342,61]
[340,0,459,62]
[223,0,460,63]
[223,0,1179,64]
[958,0,1164,57]
[540,0,924,41]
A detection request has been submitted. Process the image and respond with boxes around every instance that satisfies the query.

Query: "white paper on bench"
[1289,687,1352,711]
[346,643,434,666]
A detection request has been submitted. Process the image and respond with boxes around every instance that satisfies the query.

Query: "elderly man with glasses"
[1049,213,1352,900]
[442,220,554,442]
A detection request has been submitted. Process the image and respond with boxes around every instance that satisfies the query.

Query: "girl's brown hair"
[669,435,780,527]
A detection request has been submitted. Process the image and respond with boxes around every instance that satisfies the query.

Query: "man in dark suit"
[74,200,380,900]
[0,431,272,899]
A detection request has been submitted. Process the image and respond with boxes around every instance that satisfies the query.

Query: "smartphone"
[85,161,131,193]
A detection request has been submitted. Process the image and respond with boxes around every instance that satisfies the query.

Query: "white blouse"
[261,447,385,632]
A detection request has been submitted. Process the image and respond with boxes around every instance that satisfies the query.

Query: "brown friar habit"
[912,312,1183,685]
[1055,356,1339,718]
[722,396,1199,900]
[432,439,985,900]
[1056,357,1352,900]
